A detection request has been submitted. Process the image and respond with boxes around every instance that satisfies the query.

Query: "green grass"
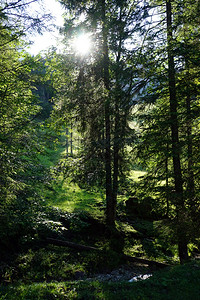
[37,141,146,217]
[36,140,106,216]
[44,176,105,217]
[31,140,102,216]
[38,145,65,169]
[1,261,200,299]
[43,170,145,216]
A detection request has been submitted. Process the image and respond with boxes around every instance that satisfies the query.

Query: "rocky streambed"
[85,263,153,282]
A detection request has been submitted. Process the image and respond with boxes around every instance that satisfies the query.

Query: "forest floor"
[1,258,200,299]
[1,204,199,299]
[1,192,200,299]
[1,145,200,299]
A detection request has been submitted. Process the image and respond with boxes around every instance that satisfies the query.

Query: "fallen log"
[45,237,100,252]
[122,254,169,269]
[45,237,169,269]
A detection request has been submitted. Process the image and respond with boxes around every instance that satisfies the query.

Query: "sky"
[27,0,64,55]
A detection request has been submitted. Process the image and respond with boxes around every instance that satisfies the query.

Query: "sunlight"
[73,33,91,55]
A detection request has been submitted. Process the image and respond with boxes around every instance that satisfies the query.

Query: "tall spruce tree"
[166,0,188,263]
[57,0,144,227]
[134,0,200,262]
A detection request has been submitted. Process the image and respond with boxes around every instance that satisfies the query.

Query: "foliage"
[0,0,58,253]
[0,44,56,253]
[0,0,51,40]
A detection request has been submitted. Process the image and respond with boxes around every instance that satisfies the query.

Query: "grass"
[1,261,200,299]
[34,142,185,266]
[38,144,65,169]
[44,176,105,217]
[43,170,146,216]
[37,137,147,218]
[36,138,105,216]
[38,145,177,264]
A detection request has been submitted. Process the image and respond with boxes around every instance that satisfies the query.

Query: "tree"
[0,0,51,43]
[134,0,200,262]
[55,0,146,228]
[0,0,52,202]
[0,1,54,250]
[52,0,200,262]
[165,0,188,263]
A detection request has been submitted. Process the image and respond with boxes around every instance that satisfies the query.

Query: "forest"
[0,0,200,299]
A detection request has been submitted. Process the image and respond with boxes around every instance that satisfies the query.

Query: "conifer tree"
[135,0,200,262]
[57,0,143,227]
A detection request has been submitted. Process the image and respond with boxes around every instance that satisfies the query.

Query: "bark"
[183,26,196,202]
[123,254,169,269]
[166,0,183,205]
[165,139,170,217]
[70,122,73,156]
[186,93,195,201]
[101,0,114,227]
[112,108,119,223]
[185,58,195,202]
[166,0,188,263]
[66,127,69,158]
[112,7,123,225]
[46,238,99,251]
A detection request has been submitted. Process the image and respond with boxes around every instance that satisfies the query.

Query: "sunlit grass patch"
[45,176,105,216]
[38,145,65,168]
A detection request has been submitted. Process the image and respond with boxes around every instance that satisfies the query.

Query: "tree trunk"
[112,19,123,224]
[66,127,69,158]
[165,138,170,217]
[101,0,114,228]
[184,56,195,203]
[112,102,119,223]
[46,238,169,269]
[166,0,188,263]
[186,93,195,201]
[70,122,73,156]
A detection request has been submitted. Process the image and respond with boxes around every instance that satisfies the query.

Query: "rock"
[86,263,151,282]
[128,273,152,282]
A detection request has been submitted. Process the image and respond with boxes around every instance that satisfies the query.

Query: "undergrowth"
[1,139,200,299]
[1,261,200,299]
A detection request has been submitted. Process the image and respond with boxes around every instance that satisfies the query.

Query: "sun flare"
[73,33,91,55]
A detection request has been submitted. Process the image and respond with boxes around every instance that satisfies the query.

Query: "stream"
[85,263,153,282]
